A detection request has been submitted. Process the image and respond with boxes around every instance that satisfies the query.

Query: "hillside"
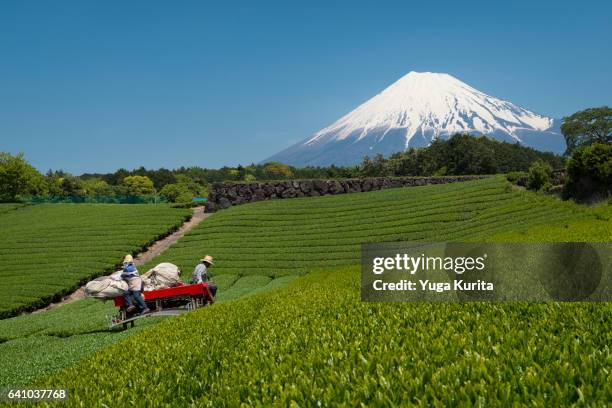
[0,204,190,317]
[140,177,591,298]
[5,178,610,400]
[41,270,611,405]
[0,298,163,387]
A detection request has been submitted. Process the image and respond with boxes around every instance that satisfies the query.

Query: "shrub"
[527,160,552,191]
[563,143,612,201]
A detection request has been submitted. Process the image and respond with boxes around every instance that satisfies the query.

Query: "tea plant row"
[139,177,596,278]
[39,266,612,406]
[0,204,189,317]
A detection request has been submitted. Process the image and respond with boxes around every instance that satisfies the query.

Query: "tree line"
[1,107,609,203]
[517,106,611,202]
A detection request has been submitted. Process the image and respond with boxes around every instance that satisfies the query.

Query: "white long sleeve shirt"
[190,263,211,283]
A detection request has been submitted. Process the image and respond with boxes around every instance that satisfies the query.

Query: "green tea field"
[37,265,611,406]
[0,204,190,317]
[2,178,610,405]
[141,176,605,298]
[3,2,610,403]
[0,298,164,387]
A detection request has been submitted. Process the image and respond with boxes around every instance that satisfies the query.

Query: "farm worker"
[121,254,150,315]
[190,255,217,297]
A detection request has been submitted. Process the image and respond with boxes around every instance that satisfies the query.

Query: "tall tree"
[561,106,612,154]
[122,175,155,196]
[0,152,44,202]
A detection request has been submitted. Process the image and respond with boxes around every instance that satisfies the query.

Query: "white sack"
[85,263,181,298]
[141,263,181,291]
[85,271,128,298]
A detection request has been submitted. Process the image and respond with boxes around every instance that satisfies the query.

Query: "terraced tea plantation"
[0,204,25,215]
[142,176,598,296]
[40,266,612,406]
[0,298,163,387]
[0,204,189,317]
[3,178,610,403]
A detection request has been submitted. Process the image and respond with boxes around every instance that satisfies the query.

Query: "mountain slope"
[264,72,565,166]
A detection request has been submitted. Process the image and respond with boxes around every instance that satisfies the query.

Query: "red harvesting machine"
[109,282,215,330]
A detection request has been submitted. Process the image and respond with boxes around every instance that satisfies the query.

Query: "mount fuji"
[263,72,565,166]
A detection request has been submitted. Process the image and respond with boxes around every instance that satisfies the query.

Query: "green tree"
[244,164,257,180]
[388,149,421,176]
[527,160,552,191]
[263,162,294,179]
[0,152,44,202]
[443,135,498,174]
[159,183,192,203]
[82,178,114,198]
[561,106,612,155]
[359,156,374,177]
[359,154,387,177]
[122,175,155,196]
[58,175,86,198]
[175,174,206,197]
[43,170,65,198]
[227,169,241,180]
[563,143,611,201]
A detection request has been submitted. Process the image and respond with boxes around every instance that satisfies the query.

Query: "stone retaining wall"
[204,175,488,212]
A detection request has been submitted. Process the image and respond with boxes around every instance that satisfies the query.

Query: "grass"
[38,267,612,406]
[0,204,190,318]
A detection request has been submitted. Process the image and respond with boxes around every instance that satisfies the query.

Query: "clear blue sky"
[1,0,610,174]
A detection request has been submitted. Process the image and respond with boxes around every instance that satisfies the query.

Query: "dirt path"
[134,206,210,266]
[32,206,210,314]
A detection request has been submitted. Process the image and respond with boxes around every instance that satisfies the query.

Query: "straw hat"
[201,255,214,265]
[123,254,134,264]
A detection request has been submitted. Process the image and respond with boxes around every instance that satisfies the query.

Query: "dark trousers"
[123,290,147,310]
[190,281,218,298]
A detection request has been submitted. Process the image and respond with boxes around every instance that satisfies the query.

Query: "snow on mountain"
[263,72,565,166]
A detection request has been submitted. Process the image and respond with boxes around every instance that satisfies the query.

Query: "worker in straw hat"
[121,254,150,315]
[190,255,217,297]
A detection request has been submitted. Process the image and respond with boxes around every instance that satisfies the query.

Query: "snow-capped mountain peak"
[264,72,564,166]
